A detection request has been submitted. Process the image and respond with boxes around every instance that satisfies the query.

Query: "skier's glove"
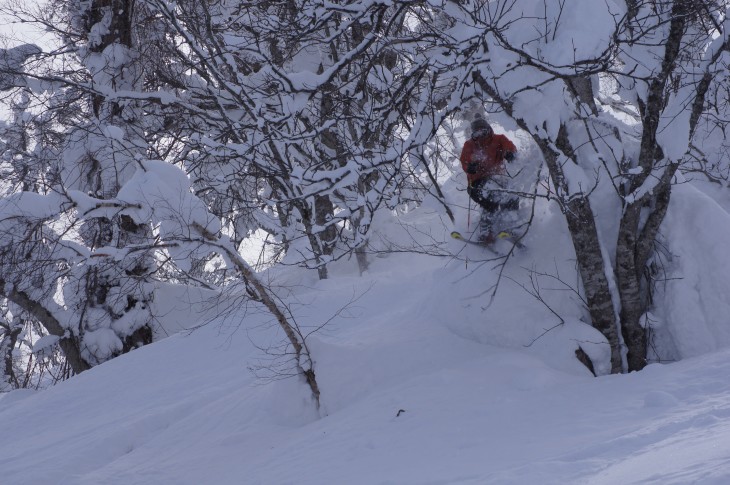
[504,151,516,162]
[466,162,478,174]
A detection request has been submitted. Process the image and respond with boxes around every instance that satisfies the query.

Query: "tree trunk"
[613,1,690,371]
[616,203,646,371]
[615,163,678,371]
[315,194,337,260]
[1,324,21,388]
[196,225,321,405]
[563,196,623,373]
[3,283,91,374]
[539,129,623,373]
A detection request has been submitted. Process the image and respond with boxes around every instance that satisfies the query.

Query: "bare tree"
[137,0,470,280]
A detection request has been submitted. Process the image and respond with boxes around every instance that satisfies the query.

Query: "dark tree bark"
[2,281,91,374]
[1,323,21,388]
[614,0,692,371]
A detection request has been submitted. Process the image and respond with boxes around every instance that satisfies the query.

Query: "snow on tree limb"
[0,44,41,91]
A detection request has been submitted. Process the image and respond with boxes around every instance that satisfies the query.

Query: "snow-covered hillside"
[2,171,730,484]
[4,316,730,485]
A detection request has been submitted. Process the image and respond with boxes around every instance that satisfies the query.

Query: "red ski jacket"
[460,134,517,184]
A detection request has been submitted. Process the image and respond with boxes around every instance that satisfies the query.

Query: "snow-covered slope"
[3,306,730,484]
[2,174,730,484]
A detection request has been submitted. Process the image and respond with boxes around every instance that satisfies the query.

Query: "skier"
[460,114,518,243]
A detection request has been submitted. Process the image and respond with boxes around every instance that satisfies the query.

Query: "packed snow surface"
[2,170,730,484]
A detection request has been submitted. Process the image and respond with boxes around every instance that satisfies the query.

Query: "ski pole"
[467,180,471,230]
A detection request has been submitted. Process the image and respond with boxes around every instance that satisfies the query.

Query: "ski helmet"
[471,114,492,138]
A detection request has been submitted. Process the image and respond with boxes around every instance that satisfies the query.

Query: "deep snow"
[2,168,730,484]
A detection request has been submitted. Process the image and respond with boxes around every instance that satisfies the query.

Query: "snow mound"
[653,182,730,360]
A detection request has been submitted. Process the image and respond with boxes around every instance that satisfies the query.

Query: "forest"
[0,0,729,412]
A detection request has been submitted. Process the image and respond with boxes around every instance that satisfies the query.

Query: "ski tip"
[450,231,463,240]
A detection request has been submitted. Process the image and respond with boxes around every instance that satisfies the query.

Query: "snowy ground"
[2,299,730,484]
[2,172,730,484]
